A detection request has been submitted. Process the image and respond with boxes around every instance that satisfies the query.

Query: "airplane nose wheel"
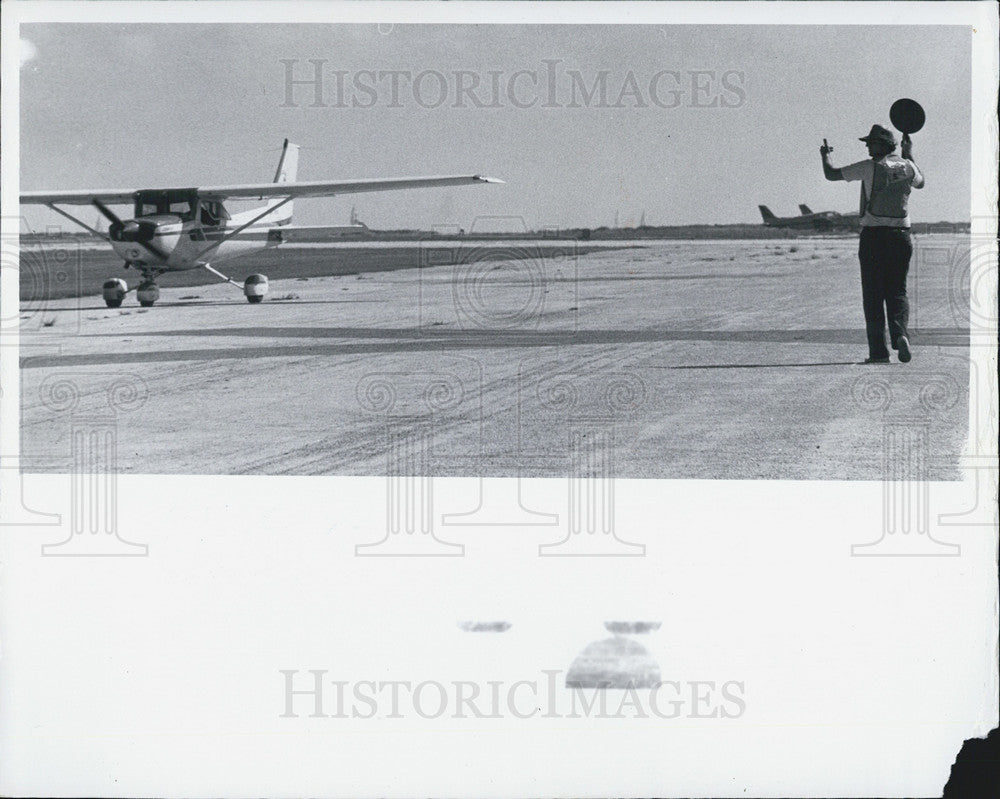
[130,268,163,307]
[102,278,128,309]
[137,280,160,307]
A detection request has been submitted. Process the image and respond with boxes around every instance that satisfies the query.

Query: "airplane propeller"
[92,198,169,261]
[91,197,124,229]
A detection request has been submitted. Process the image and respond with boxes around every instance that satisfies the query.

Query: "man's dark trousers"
[858,226,912,360]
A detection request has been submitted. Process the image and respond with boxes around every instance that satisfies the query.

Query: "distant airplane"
[758,205,860,231]
[20,140,501,307]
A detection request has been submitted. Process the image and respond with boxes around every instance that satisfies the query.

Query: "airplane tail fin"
[758,205,776,223]
[265,139,299,224]
[273,139,300,184]
[798,204,813,215]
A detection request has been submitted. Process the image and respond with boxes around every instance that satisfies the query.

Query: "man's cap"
[859,124,897,146]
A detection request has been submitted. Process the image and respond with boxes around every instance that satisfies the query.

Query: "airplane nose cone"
[110,220,155,243]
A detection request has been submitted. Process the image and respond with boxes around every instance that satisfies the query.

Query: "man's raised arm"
[901,134,925,189]
[820,139,844,181]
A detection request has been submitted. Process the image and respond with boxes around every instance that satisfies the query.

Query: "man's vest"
[860,155,913,219]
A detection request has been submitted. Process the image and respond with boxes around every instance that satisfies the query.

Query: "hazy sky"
[20,24,971,231]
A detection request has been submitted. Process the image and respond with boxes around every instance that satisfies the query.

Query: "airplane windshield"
[136,199,195,219]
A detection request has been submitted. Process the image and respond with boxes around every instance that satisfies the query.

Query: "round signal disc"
[890,98,926,134]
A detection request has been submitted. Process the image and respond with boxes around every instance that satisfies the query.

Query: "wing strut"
[201,263,243,289]
[191,196,294,263]
[45,203,111,243]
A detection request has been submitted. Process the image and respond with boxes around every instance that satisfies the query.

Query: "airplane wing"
[20,175,503,206]
[21,189,139,205]
[198,175,503,201]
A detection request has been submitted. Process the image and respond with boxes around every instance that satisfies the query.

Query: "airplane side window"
[201,202,220,226]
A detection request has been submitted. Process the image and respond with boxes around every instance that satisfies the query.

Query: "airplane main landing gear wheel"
[102,278,128,309]
[137,281,160,308]
[244,273,269,304]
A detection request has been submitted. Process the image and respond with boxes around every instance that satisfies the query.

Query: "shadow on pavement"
[21,326,969,369]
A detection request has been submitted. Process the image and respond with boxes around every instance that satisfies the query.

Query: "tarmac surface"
[19,238,971,478]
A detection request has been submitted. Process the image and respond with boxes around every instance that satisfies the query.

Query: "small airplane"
[758,204,860,231]
[20,140,502,307]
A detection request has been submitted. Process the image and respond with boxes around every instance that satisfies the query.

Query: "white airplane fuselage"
[109,208,286,272]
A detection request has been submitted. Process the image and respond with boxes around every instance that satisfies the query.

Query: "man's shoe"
[897,335,912,363]
[864,356,890,364]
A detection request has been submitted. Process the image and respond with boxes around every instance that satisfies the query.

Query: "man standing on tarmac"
[821,124,924,363]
